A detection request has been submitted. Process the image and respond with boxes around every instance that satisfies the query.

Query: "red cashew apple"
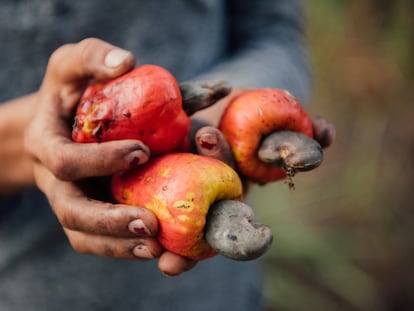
[72,64,190,154]
[219,88,323,184]
[111,153,273,261]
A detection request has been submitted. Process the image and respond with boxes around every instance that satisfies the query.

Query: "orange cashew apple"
[219,88,323,184]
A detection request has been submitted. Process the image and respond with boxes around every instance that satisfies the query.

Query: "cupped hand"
[24,38,168,269]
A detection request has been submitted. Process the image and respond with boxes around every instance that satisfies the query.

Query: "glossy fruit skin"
[219,89,314,184]
[111,153,243,260]
[72,65,190,155]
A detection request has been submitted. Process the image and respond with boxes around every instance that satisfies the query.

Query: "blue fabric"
[0,0,310,310]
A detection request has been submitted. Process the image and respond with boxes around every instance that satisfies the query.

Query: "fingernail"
[128,219,151,236]
[198,132,218,151]
[133,245,154,259]
[105,49,131,68]
[125,150,149,169]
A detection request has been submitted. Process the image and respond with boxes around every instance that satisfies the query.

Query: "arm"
[0,94,37,195]
[195,0,312,125]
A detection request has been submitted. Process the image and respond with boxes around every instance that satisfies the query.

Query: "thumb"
[43,37,136,87]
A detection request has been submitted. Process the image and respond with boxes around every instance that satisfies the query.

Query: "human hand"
[24,38,166,263]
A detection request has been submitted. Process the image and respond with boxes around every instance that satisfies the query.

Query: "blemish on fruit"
[185,192,195,202]
[227,234,238,241]
[158,167,172,178]
[91,123,103,137]
[173,200,194,210]
[177,214,190,222]
[72,116,78,129]
[123,110,131,118]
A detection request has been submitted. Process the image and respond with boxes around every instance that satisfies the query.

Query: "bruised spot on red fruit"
[122,110,131,118]
[219,89,314,184]
[72,64,191,155]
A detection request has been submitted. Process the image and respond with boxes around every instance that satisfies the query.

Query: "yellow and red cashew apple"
[72,64,190,154]
[219,89,319,184]
[111,153,243,260]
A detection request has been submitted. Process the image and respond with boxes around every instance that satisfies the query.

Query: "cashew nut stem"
[205,200,273,261]
[180,80,232,116]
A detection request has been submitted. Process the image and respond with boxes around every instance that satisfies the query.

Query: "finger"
[158,252,198,276]
[33,162,158,238]
[257,130,323,172]
[40,38,135,117]
[44,38,136,89]
[65,229,163,260]
[31,134,150,181]
[194,126,236,169]
[180,80,232,116]
[312,116,336,149]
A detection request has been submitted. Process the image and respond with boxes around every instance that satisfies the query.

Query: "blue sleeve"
[198,0,312,105]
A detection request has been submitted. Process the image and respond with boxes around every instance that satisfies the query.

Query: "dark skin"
[0,38,335,276]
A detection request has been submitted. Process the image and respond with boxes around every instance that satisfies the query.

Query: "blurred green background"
[251,1,414,310]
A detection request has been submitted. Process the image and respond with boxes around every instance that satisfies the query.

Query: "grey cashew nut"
[205,200,273,261]
[258,130,323,172]
[180,80,232,116]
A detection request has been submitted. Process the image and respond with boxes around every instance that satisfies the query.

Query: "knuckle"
[48,157,66,179]
[65,231,87,254]
[48,151,76,181]
[56,205,77,230]
[48,43,74,69]
[77,37,103,68]
[101,242,116,258]
[77,37,98,52]
[67,237,84,254]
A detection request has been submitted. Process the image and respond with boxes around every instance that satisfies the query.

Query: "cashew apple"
[219,88,323,184]
[72,64,190,155]
[111,153,244,260]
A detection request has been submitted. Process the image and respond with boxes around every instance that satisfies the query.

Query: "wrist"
[0,93,38,194]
